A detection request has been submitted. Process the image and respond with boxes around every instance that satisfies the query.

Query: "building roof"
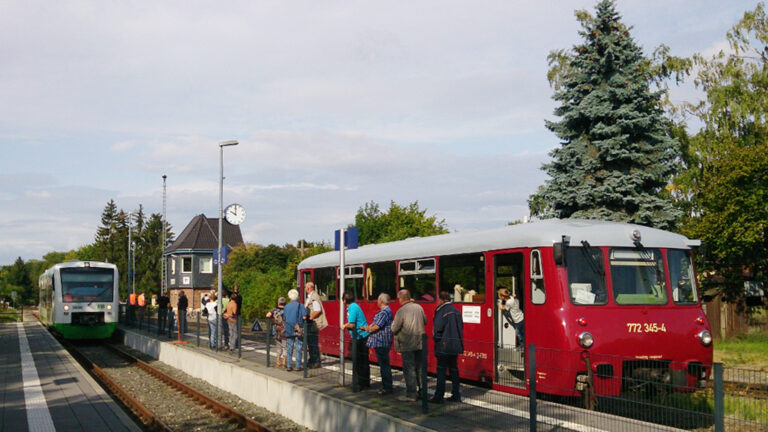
[164,214,244,253]
[298,219,699,269]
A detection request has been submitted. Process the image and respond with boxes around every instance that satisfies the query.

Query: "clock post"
[217,140,238,351]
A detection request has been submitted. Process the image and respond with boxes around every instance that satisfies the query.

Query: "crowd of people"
[265,285,467,403]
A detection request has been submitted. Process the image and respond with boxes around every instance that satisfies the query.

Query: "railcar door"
[490,251,526,389]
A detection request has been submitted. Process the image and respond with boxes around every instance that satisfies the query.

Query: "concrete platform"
[0,321,141,432]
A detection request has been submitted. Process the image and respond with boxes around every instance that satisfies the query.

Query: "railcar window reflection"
[668,250,699,304]
[314,267,336,300]
[439,253,485,303]
[399,258,436,302]
[368,261,396,300]
[338,265,366,300]
[610,248,667,305]
[566,247,607,305]
[60,268,114,303]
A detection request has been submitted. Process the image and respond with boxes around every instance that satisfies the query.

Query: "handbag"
[294,305,304,338]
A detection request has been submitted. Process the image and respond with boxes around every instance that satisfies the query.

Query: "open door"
[491,251,526,388]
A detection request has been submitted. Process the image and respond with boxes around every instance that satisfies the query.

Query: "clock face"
[224,204,246,225]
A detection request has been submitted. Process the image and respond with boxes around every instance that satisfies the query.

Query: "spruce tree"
[532,0,681,230]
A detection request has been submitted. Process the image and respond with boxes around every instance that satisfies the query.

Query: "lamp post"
[127,210,138,294]
[217,140,238,350]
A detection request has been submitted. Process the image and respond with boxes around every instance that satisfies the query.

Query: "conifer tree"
[531,0,681,230]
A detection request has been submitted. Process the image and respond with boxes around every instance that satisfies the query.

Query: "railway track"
[64,341,276,432]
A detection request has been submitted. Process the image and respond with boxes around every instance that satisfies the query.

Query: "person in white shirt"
[497,288,524,349]
[205,293,218,349]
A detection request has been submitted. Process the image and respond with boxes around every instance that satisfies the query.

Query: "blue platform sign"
[213,246,230,265]
[334,227,359,251]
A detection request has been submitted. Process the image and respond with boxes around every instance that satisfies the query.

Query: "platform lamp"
[217,140,238,350]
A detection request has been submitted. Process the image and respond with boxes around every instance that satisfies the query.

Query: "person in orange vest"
[137,292,147,327]
[138,292,146,307]
[128,292,137,323]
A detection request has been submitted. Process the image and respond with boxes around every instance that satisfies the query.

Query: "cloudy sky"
[0,0,756,265]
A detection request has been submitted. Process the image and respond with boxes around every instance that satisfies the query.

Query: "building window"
[171,258,176,274]
[200,257,213,274]
[182,256,192,273]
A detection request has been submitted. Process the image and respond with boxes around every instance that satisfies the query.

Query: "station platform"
[0,321,141,432]
[119,322,678,432]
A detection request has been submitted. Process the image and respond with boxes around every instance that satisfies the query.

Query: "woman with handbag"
[283,289,307,371]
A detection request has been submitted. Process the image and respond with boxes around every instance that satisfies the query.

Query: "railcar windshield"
[610,248,668,305]
[60,267,114,303]
[668,250,699,304]
[566,245,607,305]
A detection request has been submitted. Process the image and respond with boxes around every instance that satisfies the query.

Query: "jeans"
[207,318,217,348]
[512,320,525,348]
[158,308,167,334]
[228,320,238,350]
[222,318,229,345]
[374,346,393,392]
[434,354,460,400]
[352,337,370,388]
[286,337,303,369]
[306,322,320,366]
[178,309,187,334]
[401,350,423,396]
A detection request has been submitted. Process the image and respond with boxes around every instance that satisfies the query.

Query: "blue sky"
[0,0,757,265]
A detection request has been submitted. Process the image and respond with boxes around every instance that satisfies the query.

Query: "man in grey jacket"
[391,289,427,401]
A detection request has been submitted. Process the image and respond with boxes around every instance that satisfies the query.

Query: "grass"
[714,331,768,371]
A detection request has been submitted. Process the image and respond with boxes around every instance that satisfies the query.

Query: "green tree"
[354,200,448,245]
[530,0,681,230]
[673,3,768,301]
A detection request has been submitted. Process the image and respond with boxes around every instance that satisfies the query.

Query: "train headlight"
[578,332,594,348]
[107,304,112,310]
[698,330,712,347]
[63,305,70,311]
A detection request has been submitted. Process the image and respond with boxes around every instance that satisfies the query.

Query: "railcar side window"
[399,258,436,302]
[610,248,667,305]
[668,250,699,304]
[439,253,485,303]
[530,250,546,304]
[368,261,397,300]
[338,265,366,300]
[566,247,607,305]
[314,267,336,301]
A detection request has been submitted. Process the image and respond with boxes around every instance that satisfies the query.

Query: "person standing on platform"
[232,285,243,349]
[224,292,239,351]
[342,292,370,390]
[221,291,230,347]
[205,293,218,349]
[137,292,146,325]
[363,293,394,395]
[283,289,307,371]
[304,282,327,369]
[430,291,464,404]
[391,289,427,401]
[177,290,188,334]
[266,297,287,367]
[128,292,137,323]
[157,292,170,335]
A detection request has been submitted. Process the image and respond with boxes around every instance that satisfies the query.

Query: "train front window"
[668,250,699,304]
[610,248,668,305]
[566,246,607,305]
[60,268,114,303]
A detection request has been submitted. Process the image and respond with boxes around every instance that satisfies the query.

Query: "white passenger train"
[39,261,119,339]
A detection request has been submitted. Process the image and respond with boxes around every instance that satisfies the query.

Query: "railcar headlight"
[107,304,112,310]
[63,305,70,311]
[698,330,712,346]
[578,332,594,348]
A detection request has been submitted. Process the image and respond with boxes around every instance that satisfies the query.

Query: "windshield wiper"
[580,241,605,277]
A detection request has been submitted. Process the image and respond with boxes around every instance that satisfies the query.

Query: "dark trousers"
[222,318,229,345]
[374,346,393,392]
[434,354,460,400]
[178,309,187,334]
[401,350,423,396]
[307,322,320,366]
[353,337,370,388]
[158,308,168,334]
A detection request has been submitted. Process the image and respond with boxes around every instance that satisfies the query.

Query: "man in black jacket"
[177,291,188,334]
[430,291,463,403]
[157,292,170,335]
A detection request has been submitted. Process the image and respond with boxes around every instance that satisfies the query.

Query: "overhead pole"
[162,174,167,295]
[217,140,238,351]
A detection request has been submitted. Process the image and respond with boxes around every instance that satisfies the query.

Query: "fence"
[117,306,767,431]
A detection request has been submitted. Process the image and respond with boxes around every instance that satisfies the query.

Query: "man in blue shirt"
[342,292,370,390]
[364,293,394,395]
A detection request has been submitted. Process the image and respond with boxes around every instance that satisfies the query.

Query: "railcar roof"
[297,219,697,269]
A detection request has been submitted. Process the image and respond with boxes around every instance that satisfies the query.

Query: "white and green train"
[39,261,119,339]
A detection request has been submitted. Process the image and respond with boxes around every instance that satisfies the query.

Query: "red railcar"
[296,219,713,397]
